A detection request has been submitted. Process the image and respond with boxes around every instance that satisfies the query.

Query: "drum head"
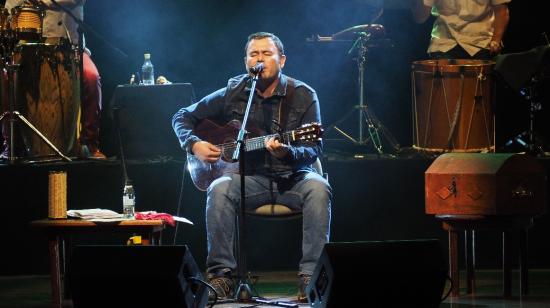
[11,4,44,41]
[412,59,495,73]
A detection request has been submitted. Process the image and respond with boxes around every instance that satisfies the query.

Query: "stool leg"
[520,228,529,295]
[449,229,460,297]
[502,230,512,298]
[465,229,476,294]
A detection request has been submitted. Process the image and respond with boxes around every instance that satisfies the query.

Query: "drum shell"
[412,59,495,152]
[11,5,44,41]
[13,43,80,158]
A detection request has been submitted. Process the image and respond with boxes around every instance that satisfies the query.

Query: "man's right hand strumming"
[191,141,221,163]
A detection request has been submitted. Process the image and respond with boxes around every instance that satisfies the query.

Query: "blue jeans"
[205,171,331,276]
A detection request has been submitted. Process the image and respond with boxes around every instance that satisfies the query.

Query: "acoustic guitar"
[187,119,323,191]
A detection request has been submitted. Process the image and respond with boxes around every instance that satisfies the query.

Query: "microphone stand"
[231,72,259,301]
[228,71,298,307]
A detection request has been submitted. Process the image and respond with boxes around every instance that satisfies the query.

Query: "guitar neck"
[244,132,293,151]
[220,131,293,153]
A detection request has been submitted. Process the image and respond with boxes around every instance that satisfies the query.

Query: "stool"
[435,214,533,298]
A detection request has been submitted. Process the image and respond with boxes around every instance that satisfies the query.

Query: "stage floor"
[1,270,550,307]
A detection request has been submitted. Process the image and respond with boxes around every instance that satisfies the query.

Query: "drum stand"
[496,44,550,156]
[0,58,72,163]
[330,32,400,155]
[503,75,546,156]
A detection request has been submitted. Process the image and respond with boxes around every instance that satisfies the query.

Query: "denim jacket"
[172,74,322,177]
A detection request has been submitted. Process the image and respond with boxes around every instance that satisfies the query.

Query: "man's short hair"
[245,32,285,56]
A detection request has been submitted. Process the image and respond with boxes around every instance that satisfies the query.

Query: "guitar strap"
[277,77,295,131]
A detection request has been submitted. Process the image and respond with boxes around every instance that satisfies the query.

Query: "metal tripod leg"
[330,104,401,154]
[362,107,401,154]
[0,111,72,162]
[331,106,360,143]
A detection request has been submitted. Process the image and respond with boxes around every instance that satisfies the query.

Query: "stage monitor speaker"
[306,239,447,307]
[110,83,195,160]
[69,245,207,308]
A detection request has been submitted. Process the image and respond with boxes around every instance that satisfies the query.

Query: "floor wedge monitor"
[69,245,207,308]
[307,239,447,307]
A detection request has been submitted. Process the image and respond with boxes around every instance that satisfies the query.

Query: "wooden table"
[30,219,165,308]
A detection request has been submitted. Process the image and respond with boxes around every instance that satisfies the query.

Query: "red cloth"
[135,211,176,227]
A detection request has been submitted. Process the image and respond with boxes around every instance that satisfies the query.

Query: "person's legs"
[275,171,331,301]
[80,52,105,158]
[206,173,276,273]
[205,172,274,299]
[297,173,331,274]
[205,174,240,276]
[206,171,330,300]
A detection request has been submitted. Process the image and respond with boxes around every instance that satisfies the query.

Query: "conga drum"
[13,43,80,159]
[0,8,9,34]
[10,4,44,42]
[0,8,11,51]
[412,59,495,152]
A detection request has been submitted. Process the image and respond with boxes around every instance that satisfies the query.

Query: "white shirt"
[6,0,84,45]
[424,0,511,56]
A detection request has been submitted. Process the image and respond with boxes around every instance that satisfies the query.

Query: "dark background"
[82,0,550,156]
[1,0,550,276]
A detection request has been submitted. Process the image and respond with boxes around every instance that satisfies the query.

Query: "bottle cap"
[144,53,151,60]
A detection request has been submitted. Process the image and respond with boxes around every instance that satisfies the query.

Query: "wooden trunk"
[425,153,546,215]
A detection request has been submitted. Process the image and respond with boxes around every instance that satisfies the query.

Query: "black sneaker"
[297,274,311,302]
[208,275,234,301]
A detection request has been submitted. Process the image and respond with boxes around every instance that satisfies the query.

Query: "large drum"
[14,43,80,159]
[412,59,495,152]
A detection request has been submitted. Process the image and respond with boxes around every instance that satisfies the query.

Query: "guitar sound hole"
[221,138,236,162]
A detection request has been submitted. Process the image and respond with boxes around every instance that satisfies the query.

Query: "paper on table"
[173,216,193,225]
[67,209,123,220]
[68,209,194,225]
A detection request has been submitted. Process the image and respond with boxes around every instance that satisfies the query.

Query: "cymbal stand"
[0,48,71,162]
[330,32,400,154]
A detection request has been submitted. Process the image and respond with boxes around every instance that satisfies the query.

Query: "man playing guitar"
[172,32,331,302]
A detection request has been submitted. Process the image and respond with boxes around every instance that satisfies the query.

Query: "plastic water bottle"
[122,180,135,218]
[141,53,155,85]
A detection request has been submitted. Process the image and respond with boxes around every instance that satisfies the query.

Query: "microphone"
[249,63,264,74]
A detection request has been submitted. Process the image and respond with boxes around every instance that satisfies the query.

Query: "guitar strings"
[217,132,292,151]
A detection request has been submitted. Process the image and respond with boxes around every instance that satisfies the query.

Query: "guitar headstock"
[293,122,323,142]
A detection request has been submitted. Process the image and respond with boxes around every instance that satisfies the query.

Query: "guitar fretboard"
[220,132,293,152]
